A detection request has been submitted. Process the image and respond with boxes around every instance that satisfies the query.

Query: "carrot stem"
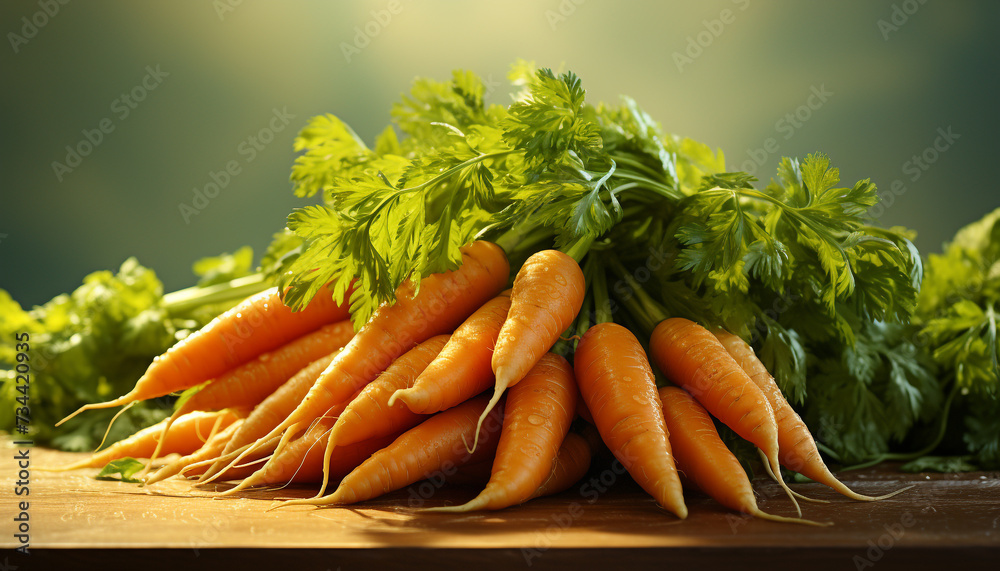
[835,383,959,473]
[588,255,613,326]
[562,235,595,264]
[162,273,269,317]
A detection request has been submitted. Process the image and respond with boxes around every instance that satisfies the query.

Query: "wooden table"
[3,443,998,570]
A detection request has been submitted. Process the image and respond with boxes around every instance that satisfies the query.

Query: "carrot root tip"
[759,449,801,518]
[421,495,490,513]
[789,489,830,504]
[751,509,832,527]
[839,483,916,502]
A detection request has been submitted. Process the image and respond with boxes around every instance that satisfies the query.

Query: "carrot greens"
[265,60,950,470]
[3,60,996,477]
[0,252,270,450]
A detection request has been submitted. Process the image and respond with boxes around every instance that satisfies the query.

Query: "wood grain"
[2,441,998,570]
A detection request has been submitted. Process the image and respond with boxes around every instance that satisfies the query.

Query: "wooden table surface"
[3,442,999,570]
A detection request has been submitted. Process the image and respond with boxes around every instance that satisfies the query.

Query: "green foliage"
[0,259,180,449]
[963,394,1000,469]
[803,320,941,464]
[0,255,266,451]
[918,207,1000,394]
[192,246,254,287]
[96,457,145,483]
[274,67,639,328]
[257,227,304,279]
[900,456,978,473]
[269,62,945,470]
[915,208,1000,469]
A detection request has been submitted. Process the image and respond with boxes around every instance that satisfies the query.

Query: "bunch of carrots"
[51,240,908,523]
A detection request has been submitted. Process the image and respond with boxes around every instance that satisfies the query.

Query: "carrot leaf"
[96,457,145,483]
[262,61,999,472]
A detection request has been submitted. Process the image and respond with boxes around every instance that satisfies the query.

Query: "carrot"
[221,417,398,491]
[47,410,241,471]
[199,392,360,487]
[576,397,594,425]
[141,320,355,476]
[282,335,448,498]
[466,249,584,453]
[528,432,593,500]
[574,322,688,519]
[312,335,449,495]
[57,283,352,425]
[441,432,592,498]
[713,330,911,502]
[658,386,828,526]
[426,353,577,512]
[278,393,505,507]
[198,351,341,481]
[142,419,244,485]
[648,317,800,515]
[489,249,585,404]
[388,292,511,422]
[330,335,448,448]
[228,240,509,484]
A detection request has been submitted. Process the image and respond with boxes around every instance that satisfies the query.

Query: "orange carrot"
[142,419,244,485]
[228,241,509,483]
[330,335,448,448]
[490,249,584,400]
[221,417,398,490]
[529,432,593,500]
[649,317,800,515]
[142,320,355,475]
[198,351,341,481]
[713,330,910,502]
[442,432,592,498]
[576,397,595,425]
[468,249,584,453]
[199,392,360,487]
[279,393,505,507]
[311,335,448,495]
[48,410,241,471]
[426,353,577,512]
[57,283,351,425]
[658,386,827,526]
[574,322,688,519]
[388,292,511,417]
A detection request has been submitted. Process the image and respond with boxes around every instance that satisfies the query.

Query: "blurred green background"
[2,0,998,307]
